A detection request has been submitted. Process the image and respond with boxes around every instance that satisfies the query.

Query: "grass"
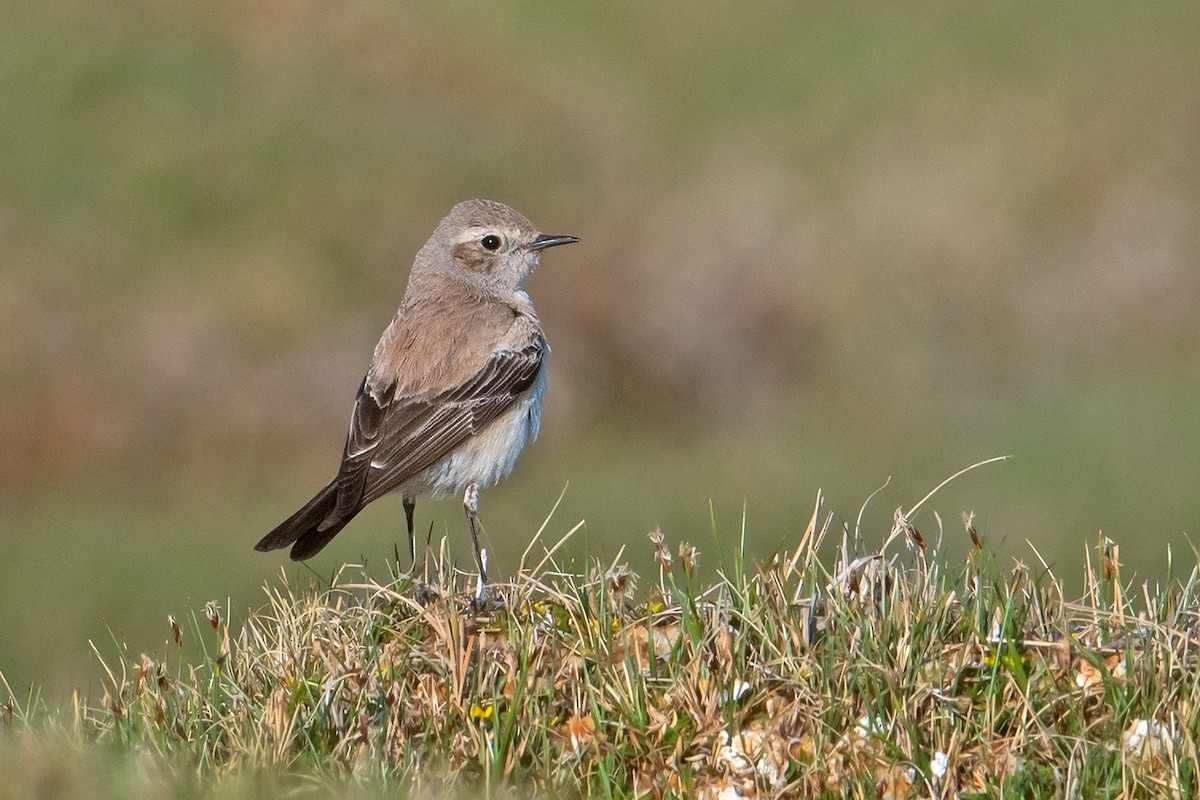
[4,469,1199,798]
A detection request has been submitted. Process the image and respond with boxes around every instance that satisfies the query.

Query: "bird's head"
[418,199,578,295]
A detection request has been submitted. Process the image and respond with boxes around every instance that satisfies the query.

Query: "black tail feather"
[288,515,354,561]
[255,481,357,560]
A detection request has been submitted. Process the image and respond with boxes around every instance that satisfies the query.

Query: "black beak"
[529,234,580,251]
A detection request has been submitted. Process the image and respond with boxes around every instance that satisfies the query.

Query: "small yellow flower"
[469,702,494,722]
[1001,654,1026,672]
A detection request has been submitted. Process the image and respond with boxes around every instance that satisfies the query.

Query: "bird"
[255,199,577,590]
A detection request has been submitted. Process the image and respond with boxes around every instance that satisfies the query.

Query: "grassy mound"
[3,485,1199,798]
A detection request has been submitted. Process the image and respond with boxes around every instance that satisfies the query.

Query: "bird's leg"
[463,483,488,587]
[404,494,428,603]
[402,494,417,565]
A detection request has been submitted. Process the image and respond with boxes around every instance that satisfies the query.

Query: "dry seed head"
[136,653,151,696]
[648,528,671,569]
[834,554,880,595]
[1102,535,1120,581]
[893,508,926,550]
[678,541,699,573]
[605,564,636,595]
[963,511,981,549]
[205,600,221,629]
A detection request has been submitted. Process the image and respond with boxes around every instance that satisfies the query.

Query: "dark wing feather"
[331,377,396,520]
[356,341,544,506]
[260,338,545,561]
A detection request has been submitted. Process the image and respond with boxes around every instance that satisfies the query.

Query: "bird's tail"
[255,481,356,561]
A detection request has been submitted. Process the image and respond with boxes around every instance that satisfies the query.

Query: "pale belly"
[398,367,546,499]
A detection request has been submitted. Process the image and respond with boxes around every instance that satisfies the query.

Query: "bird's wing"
[328,337,545,520]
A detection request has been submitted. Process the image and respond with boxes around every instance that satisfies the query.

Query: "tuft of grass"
[4,478,1200,798]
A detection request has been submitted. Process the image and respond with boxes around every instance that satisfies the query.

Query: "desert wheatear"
[256,199,577,589]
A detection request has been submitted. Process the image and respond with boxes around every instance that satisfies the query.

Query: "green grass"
[5,475,1200,798]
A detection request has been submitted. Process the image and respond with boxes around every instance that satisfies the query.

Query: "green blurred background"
[3,0,1199,698]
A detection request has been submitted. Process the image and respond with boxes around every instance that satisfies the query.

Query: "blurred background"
[3,0,1199,698]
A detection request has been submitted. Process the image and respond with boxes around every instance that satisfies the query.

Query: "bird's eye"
[480,234,502,251]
